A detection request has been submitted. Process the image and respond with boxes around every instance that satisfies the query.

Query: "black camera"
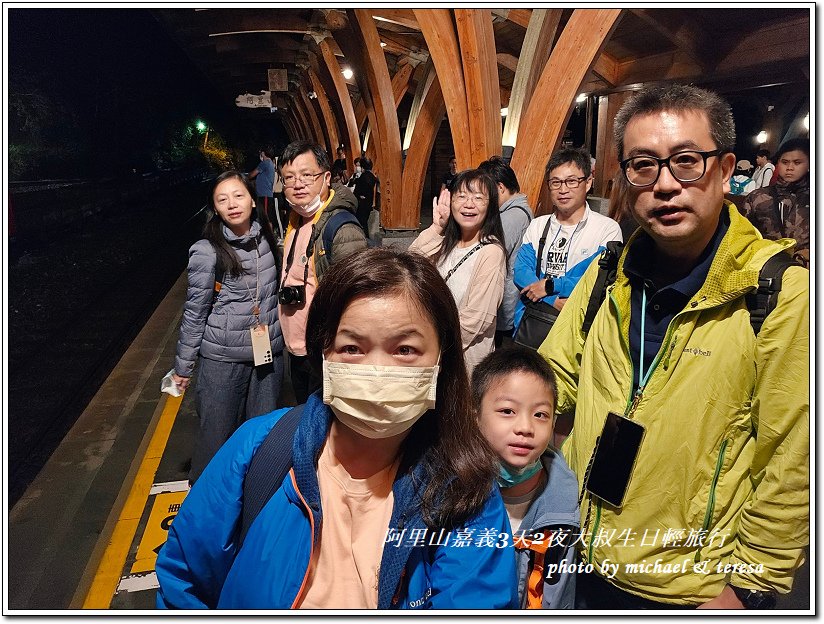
[278,284,306,306]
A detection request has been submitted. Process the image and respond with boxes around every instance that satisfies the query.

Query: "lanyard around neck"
[638,287,654,390]
[279,223,314,292]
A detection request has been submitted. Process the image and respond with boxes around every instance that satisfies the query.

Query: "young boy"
[473,347,580,609]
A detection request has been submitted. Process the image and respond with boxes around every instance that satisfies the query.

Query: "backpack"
[582,243,797,338]
[321,209,378,255]
[238,404,305,547]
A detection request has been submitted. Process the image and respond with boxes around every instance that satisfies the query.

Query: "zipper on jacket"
[695,438,729,563]
[661,336,678,371]
[586,503,603,564]
[289,469,317,608]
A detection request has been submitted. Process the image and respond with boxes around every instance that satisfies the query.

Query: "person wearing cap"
[729,159,756,195]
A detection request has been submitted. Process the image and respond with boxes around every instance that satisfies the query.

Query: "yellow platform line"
[82,393,184,608]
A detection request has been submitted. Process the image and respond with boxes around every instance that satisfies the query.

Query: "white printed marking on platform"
[149,480,190,495]
[117,572,159,593]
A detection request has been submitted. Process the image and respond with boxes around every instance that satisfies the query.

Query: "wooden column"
[414,9,472,169]
[455,9,501,163]
[510,8,622,208]
[290,92,315,142]
[287,107,307,141]
[593,91,630,198]
[402,75,447,229]
[356,61,415,131]
[502,9,562,147]
[282,114,299,142]
[318,37,361,168]
[346,9,405,228]
[307,69,341,157]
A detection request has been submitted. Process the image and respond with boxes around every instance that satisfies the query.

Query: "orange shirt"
[297,442,398,609]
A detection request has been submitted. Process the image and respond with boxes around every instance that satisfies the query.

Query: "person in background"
[441,155,458,191]
[410,169,507,374]
[729,159,756,195]
[278,141,367,403]
[331,146,349,184]
[248,147,276,225]
[751,148,775,189]
[171,171,282,485]
[349,156,378,232]
[743,137,809,268]
[513,147,622,331]
[478,155,534,348]
[156,247,518,609]
[474,347,579,609]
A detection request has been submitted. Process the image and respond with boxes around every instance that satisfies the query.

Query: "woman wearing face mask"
[743,137,810,268]
[409,169,507,373]
[156,248,518,609]
[170,171,282,484]
[346,156,378,231]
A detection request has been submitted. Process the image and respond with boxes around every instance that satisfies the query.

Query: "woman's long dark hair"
[438,169,506,267]
[203,171,278,277]
[306,247,499,529]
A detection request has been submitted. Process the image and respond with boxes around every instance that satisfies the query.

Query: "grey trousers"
[189,353,283,484]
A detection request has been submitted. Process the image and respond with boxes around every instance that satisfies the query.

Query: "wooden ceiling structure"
[154,7,810,230]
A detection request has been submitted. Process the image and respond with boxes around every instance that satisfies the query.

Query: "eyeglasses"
[621,149,724,187]
[454,192,488,206]
[547,176,588,190]
[281,172,325,188]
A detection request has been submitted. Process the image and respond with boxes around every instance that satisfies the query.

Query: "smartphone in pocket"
[585,412,645,508]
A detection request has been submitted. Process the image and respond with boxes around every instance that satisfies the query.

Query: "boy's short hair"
[471,347,558,413]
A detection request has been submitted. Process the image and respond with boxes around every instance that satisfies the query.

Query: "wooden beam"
[307,69,341,156]
[511,8,622,208]
[414,9,472,169]
[355,61,415,131]
[402,74,447,230]
[290,92,316,143]
[282,113,299,143]
[317,37,361,168]
[496,53,519,73]
[372,9,420,31]
[591,51,620,88]
[297,77,329,154]
[455,9,501,163]
[502,9,562,147]
[631,9,711,72]
[403,60,438,151]
[593,91,630,197]
[347,9,404,228]
[506,9,533,28]
[715,14,809,71]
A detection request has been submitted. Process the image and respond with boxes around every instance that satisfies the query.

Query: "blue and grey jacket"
[512,449,580,609]
[155,393,519,609]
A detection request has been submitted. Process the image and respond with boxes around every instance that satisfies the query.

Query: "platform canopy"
[154,8,810,228]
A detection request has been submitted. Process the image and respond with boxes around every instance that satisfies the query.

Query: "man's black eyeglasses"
[621,149,726,187]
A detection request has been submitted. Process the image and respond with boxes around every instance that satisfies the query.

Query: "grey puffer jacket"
[498,194,533,331]
[174,220,284,377]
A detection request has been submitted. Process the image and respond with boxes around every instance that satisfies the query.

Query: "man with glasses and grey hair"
[513,147,622,340]
[539,85,808,609]
[278,141,366,402]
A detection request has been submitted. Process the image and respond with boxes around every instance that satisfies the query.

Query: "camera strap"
[444,241,485,282]
[279,224,313,292]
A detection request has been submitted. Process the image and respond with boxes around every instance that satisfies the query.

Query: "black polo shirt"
[623,210,730,393]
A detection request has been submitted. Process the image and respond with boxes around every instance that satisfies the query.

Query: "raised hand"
[432,188,451,233]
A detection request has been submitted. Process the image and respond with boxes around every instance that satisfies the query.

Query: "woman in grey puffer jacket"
[172,171,284,483]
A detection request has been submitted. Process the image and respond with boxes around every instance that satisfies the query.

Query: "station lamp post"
[196,120,209,148]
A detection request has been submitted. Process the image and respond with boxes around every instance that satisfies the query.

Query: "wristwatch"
[544,277,554,294]
[729,585,777,609]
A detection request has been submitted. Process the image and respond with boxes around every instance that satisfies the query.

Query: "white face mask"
[322,358,439,439]
[287,193,323,219]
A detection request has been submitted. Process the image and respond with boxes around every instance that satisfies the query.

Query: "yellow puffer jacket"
[540,203,809,605]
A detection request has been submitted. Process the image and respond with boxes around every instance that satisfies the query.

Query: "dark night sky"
[8,8,287,176]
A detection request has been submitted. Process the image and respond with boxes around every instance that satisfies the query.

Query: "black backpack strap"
[239,404,305,547]
[322,209,365,258]
[582,241,624,336]
[745,250,797,337]
[535,218,554,279]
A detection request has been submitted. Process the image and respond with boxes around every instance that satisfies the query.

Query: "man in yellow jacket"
[540,84,809,609]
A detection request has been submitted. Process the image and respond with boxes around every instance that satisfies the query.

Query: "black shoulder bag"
[513,219,560,350]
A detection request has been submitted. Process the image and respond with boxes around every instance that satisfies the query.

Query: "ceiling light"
[380,42,387,48]
[756,131,768,144]
[576,93,587,103]
[342,68,354,80]
[804,113,809,130]
[500,107,508,117]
